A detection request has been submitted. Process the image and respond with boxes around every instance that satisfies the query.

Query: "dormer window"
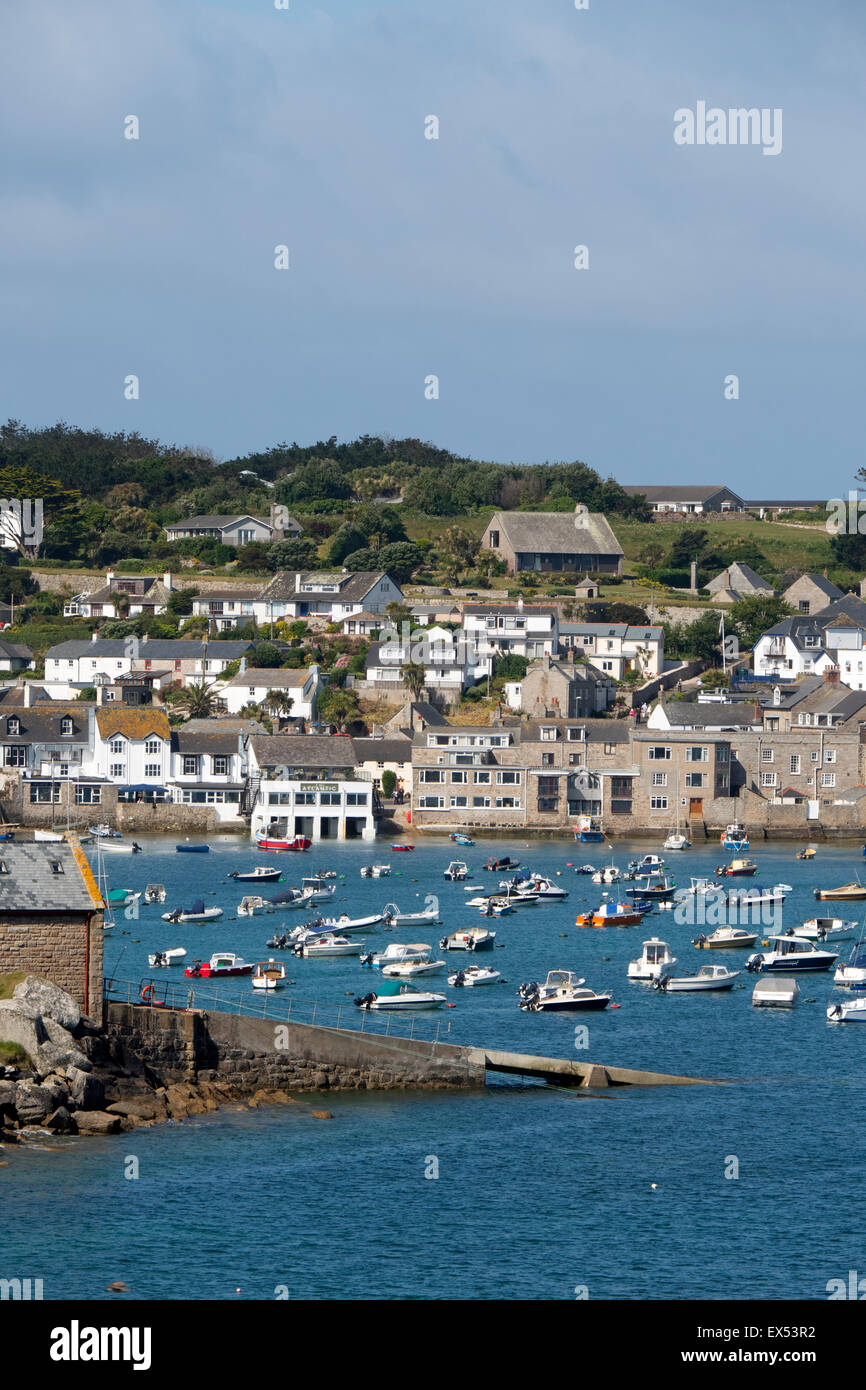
[50,860,64,874]
[60,717,73,736]
[540,727,557,741]
[6,717,19,736]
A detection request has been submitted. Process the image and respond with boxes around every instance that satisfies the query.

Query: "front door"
[689,798,703,817]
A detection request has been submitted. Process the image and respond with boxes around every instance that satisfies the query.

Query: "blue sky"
[1,0,863,494]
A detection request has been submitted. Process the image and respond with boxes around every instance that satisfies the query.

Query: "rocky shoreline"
[0,977,331,1144]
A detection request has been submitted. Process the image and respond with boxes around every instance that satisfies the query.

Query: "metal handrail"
[103,976,450,1045]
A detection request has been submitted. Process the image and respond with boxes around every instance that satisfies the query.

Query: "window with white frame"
[496,771,520,785]
[820,772,836,788]
[650,796,668,811]
[109,739,125,755]
[421,769,443,783]
[474,770,491,784]
[790,755,801,774]
[825,749,837,764]
[495,796,520,808]
[810,750,820,763]
[449,796,467,808]
[651,772,667,786]
[761,771,777,787]
[685,746,708,762]
[716,746,729,762]
[684,772,705,787]
[540,727,557,741]
[110,763,124,778]
[471,796,490,808]
[450,770,467,784]
[648,747,671,760]
[144,763,161,778]
[145,739,161,755]
[418,795,445,808]
[760,749,774,763]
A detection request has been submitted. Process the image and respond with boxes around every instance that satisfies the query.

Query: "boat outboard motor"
[453,971,466,987]
[360,952,374,967]
[354,992,377,1009]
[745,953,763,973]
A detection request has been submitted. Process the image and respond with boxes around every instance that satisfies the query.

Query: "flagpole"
[720,613,726,674]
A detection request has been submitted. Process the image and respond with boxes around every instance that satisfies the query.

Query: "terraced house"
[246,735,379,841]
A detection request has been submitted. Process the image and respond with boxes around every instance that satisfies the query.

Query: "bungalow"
[164,508,302,545]
[621,485,745,514]
[251,571,402,626]
[481,506,623,575]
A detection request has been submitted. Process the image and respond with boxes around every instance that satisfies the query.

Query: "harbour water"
[4,833,866,1301]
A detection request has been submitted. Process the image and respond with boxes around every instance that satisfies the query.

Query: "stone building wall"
[0,911,104,1019]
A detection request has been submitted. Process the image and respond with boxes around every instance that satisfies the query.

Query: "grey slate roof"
[782,574,844,602]
[0,707,91,744]
[559,623,663,640]
[659,702,760,728]
[0,843,101,911]
[249,735,359,769]
[621,484,744,505]
[46,639,253,660]
[705,563,774,595]
[487,511,623,558]
[352,738,413,763]
[165,514,274,531]
[258,571,397,604]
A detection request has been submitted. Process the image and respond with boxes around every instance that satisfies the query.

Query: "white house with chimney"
[64,571,176,619]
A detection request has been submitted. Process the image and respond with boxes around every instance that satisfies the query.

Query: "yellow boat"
[796,847,816,860]
[814,882,866,901]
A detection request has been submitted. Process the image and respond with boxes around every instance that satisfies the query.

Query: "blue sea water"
[3,832,866,1301]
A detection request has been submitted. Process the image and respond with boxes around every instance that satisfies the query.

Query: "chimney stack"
[824,665,841,685]
[23,681,33,707]
[163,571,173,591]
[91,630,99,644]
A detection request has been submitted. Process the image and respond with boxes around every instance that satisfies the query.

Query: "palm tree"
[401,660,426,702]
[263,689,295,726]
[317,687,361,732]
[172,680,220,719]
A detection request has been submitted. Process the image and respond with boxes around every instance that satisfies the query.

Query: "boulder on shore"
[73,1111,121,1135]
[13,977,81,1032]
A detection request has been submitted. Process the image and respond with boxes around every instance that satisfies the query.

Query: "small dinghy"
[293,932,362,958]
[450,832,474,846]
[383,901,440,927]
[692,926,758,950]
[251,959,287,990]
[654,963,740,993]
[265,932,293,951]
[184,952,252,978]
[237,896,267,917]
[752,976,799,1007]
[477,898,515,917]
[354,981,445,1010]
[444,861,468,881]
[176,843,209,853]
[362,942,431,967]
[448,965,500,987]
[147,948,187,968]
[143,883,166,905]
[518,970,610,1012]
[382,958,446,979]
[229,866,283,883]
[628,937,676,982]
[746,935,838,973]
[796,847,817,860]
[390,843,414,852]
[792,918,857,943]
[827,998,866,1022]
[162,899,223,924]
[439,927,496,952]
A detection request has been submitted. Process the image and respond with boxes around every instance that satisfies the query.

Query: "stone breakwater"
[0,980,483,1143]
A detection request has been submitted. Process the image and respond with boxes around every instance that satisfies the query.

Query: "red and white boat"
[255,831,312,853]
[184,952,253,979]
[390,843,415,852]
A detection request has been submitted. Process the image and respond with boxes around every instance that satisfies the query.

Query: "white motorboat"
[300,877,336,904]
[834,947,866,988]
[89,823,121,838]
[518,970,611,1012]
[680,877,723,898]
[382,901,440,926]
[237,895,267,917]
[381,958,446,979]
[251,959,288,990]
[354,981,446,1011]
[827,998,866,1022]
[448,966,501,987]
[693,926,758,950]
[745,935,838,973]
[360,863,391,878]
[627,854,667,875]
[628,937,677,981]
[362,942,432,967]
[477,898,515,917]
[444,861,468,881]
[501,873,568,900]
[793,917,857,943]
[143,883,166,904]
[293,932,362,958]
[98,838,143,853]
[184,953,252,978]
[162,900,224,923]
[724,883,791,907]
[439,927,496,952]
[655,963,740,993]
[147,947,187,968]
[752,976,800,1007]
[317,912,383,934]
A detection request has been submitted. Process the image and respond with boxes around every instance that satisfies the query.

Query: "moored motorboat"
[382,958,446,979]
[106,888,141,909]
[746,935,838,973]
[444,861,468,880]
[721,822,749,851]
[450,832,474,846]
[574,815,604,843]
[484,856,521,872]
[793,918,857,943]
[293,932,362,958]
[143,883,166,904]
[663,832,691,851]
[814,882,866,901]
[162,899,223,923]
[654,963,740,993]
[716,858,758,877]
[99,839,142,853]
[626,854,667,875]
[477,898,515,917]
[518,970,611,1012]
[834,948,866,988]
[316,911,382,933]
[184,952,252,978]
[229,866,283,883]
[503,872,568,900]
[382,901,440,926]
[439,927,496,952]
[299,877,336,904]
[390,843,414,852]
[237,896,267,917]
[692,926,758,950]
[723,883,790,907]
[252,959,287,990]
[752,976,799,1007]
[176,843,209,853]
[592,864,622,885]
[796,847,817,860]
[147,948,187,968]
[362,942,432,967]
[628,937,676,981]
[255,832,312,852]
[624,873,677,902]
[827,998,866,1022]
[576,900,645,928]
[360,863,392,878]
[448,966,501,987]
[354,982,445,1010]
[679,877,723,898]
